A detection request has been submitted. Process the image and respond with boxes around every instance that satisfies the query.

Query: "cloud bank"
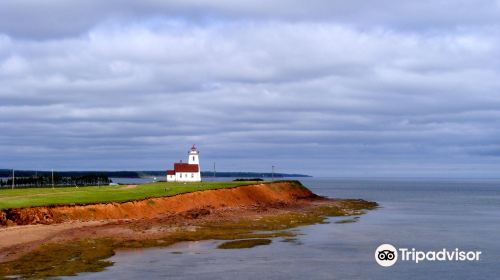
[1,1,500,176]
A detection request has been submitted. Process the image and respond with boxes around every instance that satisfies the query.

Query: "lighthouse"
[166,145,202,182]
[188,144,200,165]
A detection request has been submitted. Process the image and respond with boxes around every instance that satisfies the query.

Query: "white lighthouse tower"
[188,144,200,165]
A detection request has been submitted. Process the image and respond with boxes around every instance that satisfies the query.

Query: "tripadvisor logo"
[375,244,398,267]
[375,244,482,267]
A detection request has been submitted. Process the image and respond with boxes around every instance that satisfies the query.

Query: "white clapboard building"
[166,145,201,182]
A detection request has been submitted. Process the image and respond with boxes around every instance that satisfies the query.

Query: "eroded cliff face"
[0,181,318,226]
[0,208,56,226]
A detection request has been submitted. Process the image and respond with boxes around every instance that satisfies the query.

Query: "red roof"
[174,163,199,173]
[166,170,175,175]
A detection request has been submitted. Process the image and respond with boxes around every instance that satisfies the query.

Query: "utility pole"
[51,169,55,189]
[11,169,14,189]
[271,165,275,181]
[213,162,216,179]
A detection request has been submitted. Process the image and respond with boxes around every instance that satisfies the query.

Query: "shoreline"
[0,181,377,278]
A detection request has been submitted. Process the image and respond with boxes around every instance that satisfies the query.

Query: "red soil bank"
[0,182,317,226]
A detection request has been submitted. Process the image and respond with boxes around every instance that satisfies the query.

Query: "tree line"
[0,174,111,188]
[0,169,139,178]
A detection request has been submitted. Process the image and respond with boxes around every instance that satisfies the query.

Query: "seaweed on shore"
[217,239,272,249]
[0,239,115,279]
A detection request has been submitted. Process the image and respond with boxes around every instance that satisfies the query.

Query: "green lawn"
[0,181,264,210]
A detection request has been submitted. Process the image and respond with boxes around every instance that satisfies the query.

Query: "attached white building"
[166,145,201,182]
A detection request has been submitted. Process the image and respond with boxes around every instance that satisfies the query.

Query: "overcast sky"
[1,1,500,177]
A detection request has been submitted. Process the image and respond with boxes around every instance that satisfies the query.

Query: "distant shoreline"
[0,169,311,179]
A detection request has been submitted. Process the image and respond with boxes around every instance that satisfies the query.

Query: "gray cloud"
[1,2,500,176]
[2,0,500,38]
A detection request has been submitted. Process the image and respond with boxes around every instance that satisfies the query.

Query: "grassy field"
[0,181,264,210]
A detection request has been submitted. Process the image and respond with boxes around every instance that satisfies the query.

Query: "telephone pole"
[271,165,275,181]
[51,169,55,189]
[213,162,216,179]
[11,169,14,189]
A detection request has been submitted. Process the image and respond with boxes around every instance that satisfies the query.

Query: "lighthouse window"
[192,156,195,161]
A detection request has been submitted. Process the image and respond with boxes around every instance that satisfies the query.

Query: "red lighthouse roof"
[174,163,199,172]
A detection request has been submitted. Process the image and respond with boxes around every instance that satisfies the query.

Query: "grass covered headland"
[0,181,264,209]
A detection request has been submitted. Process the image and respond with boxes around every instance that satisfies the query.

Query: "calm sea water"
[68,178,500,280]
